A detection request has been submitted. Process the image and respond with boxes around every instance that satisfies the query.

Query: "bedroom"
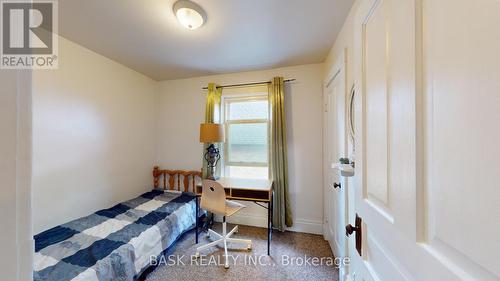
[1,0,500,281]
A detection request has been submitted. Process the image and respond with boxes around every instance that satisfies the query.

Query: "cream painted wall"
[156,64,325,234]
[324,1,360,90]
[32,37,158,234]
[32,38,326,235]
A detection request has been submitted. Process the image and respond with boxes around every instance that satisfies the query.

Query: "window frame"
[221,91,270,178]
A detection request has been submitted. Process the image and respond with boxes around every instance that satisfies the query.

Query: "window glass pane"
[228,100,268,120]
[228,166,268,179]
[227,123,268,164]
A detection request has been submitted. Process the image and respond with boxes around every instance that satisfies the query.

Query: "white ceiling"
[59,0,354,81]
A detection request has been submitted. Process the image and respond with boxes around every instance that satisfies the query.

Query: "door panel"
[324,50,349,280]
[364,0,389,208]
[423,0,500,278]
[350,0,500,280]
[332,65,347,261]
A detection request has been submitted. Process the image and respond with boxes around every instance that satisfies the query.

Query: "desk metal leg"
[195,196,199,244]
[267,191,273,255]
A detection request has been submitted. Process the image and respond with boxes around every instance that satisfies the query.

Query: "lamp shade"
[199,123,225,143]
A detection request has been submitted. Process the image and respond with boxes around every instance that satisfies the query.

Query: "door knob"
[333,182,341,189]
[345,224,359,236]
[346,214,363,256]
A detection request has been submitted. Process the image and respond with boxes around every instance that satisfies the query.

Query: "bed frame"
[153,166,205,244]
[153,166,202,193]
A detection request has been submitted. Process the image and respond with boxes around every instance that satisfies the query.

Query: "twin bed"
[34,167,202,281]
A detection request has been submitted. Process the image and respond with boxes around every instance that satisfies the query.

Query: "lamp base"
[205,143,221,181]
[206,175,220,181]
[205,165,219,180]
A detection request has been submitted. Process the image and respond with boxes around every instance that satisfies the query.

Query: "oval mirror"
[347,84,355,146]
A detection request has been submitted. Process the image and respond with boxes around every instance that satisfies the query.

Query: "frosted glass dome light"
[173,0,206,30]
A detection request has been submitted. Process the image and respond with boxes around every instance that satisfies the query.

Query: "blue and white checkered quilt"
[34,189,197,281]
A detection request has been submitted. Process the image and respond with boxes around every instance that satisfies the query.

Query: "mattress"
[33,190,197,281]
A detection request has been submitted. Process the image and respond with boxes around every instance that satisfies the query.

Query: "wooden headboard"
[153,166,202,193]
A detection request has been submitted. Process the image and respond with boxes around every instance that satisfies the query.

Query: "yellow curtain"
[202,83,222,178]
[269,77,292,230]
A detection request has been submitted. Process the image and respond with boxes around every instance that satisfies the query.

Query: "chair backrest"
[200,180,226,215]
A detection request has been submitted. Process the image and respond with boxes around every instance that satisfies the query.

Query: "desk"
[195,177,274,255]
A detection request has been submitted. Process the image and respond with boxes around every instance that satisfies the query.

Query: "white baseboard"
[286,218,324,235]
[324,223,345,262]
[216,214,323,235]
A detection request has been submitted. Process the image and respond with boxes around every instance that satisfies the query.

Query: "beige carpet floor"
[144,223,339,281]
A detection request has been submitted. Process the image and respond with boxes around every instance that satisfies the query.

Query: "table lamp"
[199,123,225,180]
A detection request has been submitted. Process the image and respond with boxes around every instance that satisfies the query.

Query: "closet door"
[324,50,349,280]
[349,0,500,280]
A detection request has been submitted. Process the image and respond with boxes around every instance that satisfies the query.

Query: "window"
[222,91,269,179]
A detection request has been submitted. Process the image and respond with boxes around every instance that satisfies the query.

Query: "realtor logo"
[1,0,58,69]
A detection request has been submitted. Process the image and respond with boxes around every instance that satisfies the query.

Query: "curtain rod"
[201,79,295,90]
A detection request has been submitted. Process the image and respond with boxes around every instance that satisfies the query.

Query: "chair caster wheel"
[247,244,252,250]
[224,264,230,269]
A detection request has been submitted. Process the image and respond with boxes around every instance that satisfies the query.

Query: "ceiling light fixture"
[173,0,206,30]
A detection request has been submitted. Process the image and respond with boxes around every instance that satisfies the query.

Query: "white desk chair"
[195,180,252,269]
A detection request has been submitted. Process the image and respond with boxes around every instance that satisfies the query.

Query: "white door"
[348,0,500,281]
[324,50,349,280]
